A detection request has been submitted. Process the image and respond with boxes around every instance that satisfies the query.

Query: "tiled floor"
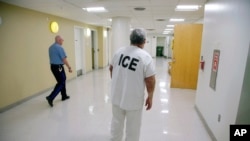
[0,58,212,141]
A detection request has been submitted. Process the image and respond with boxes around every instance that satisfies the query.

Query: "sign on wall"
[210,49,220,90]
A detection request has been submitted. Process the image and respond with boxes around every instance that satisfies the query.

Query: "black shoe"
[46,96,53,107]
[62,96,70,101]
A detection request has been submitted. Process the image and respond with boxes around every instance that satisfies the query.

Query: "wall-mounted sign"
[50,21,59,33]
[210,49,220,90]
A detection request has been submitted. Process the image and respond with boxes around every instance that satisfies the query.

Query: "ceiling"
[1,0,207,35]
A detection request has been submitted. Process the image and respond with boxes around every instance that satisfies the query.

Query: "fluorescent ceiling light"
[166,25,175,27]
[170,18,185,22]
[83,7,107,12]
[163,31,171,34]
[175,5,200,11]
[165,28,173,31]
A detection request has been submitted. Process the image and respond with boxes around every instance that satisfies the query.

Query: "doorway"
[74,27,85,76]
[170,24,203,89]
[91,29,98,69]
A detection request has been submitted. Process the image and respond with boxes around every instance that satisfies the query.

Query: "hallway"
[0,58,212,141]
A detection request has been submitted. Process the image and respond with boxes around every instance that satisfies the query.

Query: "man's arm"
[63,58,72,73]
[144,75,156,110]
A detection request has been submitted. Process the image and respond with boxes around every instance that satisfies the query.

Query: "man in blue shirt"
[46,35,72,107]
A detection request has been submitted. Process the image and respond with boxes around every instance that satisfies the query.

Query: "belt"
[51,64,63,66]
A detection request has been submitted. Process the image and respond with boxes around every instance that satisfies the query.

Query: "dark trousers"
[48,64,67,100]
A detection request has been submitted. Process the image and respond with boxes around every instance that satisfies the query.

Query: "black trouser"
[48,64,67,100]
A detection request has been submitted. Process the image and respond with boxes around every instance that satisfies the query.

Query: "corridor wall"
[195,0,250,140]
[0,2,103,111]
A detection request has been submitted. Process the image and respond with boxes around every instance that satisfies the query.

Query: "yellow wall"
[0,2,106,110]
[97,27,109,68]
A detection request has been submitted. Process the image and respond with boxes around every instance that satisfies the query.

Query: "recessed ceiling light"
[82,7,107,12]
[175,5,200,11]
[169,18,185,22]
[163,31,171,34]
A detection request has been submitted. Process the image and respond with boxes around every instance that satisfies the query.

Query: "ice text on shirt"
[118,54,139,71]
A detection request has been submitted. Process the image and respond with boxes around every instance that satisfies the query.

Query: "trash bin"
[156,46,164,56]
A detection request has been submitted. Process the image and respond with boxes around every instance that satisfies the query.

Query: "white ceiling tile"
[0,0,206,34]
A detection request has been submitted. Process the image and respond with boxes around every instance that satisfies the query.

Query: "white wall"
[195,0,250,141]
[165,35,173,58]
[144,35,157,57]
[156,37,165,46]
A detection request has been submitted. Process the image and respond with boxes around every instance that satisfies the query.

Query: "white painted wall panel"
[195,0,250,141]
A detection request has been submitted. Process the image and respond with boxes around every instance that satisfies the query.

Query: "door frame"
[74,26,86,76]
[90,29,99,69]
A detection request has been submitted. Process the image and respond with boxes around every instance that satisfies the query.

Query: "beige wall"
[0,2,106,110]
[98,27,109,68]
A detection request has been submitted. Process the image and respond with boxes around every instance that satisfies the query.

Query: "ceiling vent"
[146,29,155,31]
[134,7,146,11]
[156,19,166,21]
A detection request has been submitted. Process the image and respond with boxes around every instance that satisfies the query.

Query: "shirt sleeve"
[58,47,67,60]
[145,58,156,78]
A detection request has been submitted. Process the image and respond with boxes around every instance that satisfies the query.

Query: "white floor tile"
[0,58,212,141]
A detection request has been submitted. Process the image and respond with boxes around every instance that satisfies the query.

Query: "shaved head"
[55,35,64,45]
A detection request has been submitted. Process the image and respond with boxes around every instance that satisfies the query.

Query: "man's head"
[55,35,64,45]
[130,28,146,48]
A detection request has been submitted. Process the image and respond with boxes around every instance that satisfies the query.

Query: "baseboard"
[0,77,76,113]
[0,88,51,113]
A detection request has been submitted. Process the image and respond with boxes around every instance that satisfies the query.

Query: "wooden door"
[170,24,203,89]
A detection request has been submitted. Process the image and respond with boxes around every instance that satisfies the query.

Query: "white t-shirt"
[110,45,156,110]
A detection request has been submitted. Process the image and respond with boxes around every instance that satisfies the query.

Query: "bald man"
[46,35,72,107]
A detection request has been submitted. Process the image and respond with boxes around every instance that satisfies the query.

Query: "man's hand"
[145,97,153,110]
[69,68,72,73]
